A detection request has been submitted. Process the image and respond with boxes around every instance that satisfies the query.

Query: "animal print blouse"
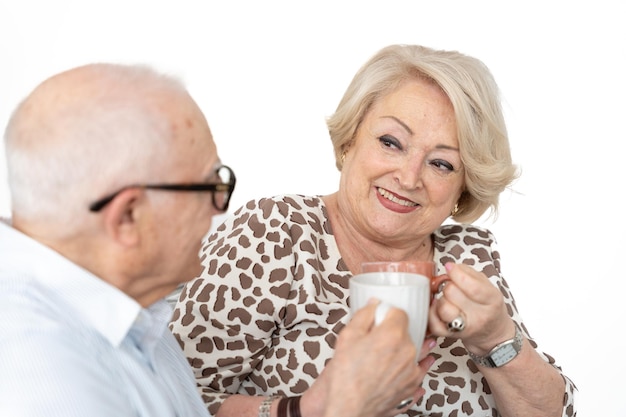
[169,195,576,417]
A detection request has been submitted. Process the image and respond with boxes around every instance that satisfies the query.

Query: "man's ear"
[100,188,145,247]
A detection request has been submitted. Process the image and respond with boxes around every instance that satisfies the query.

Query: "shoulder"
[216,194,327,232]
[0,280,120,410]
[205,195,332,254]
[234,194,324,216]
[433,224,501,275]
[434,223,497,246]
[0,276,66,328]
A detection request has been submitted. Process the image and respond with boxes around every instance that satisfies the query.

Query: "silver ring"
[447,315,465,332]
[396,398,413,409]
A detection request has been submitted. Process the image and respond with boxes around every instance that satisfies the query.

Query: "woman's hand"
[303,300,436,417]
[428,262,515,354]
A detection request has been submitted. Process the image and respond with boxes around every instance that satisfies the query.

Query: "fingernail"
[445,262,454,272]
[427,338,438,350]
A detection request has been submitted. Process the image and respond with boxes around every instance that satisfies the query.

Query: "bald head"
[4,63,210,235]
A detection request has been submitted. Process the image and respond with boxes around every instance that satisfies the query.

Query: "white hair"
[4,63,189,230]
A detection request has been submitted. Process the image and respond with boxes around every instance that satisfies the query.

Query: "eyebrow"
[383,116,413,135]
[435,144,460,152]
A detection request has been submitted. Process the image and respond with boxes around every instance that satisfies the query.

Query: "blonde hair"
[327,44,519,222]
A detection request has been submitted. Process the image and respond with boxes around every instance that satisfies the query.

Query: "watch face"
[491,342,517,366]
[469,326,523,368]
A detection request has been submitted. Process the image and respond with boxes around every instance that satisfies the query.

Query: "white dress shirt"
[0,221,210,417]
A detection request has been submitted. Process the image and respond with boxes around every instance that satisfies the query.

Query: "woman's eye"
[379,135,401,150]
[431,159,454,171]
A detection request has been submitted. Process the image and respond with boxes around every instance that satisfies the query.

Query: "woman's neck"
[322,193,434,275]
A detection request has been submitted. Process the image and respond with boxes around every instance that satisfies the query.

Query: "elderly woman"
[170,44,577,417]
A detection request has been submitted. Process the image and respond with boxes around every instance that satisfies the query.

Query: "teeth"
[377,188,418,207]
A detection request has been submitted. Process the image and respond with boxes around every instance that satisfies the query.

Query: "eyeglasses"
[88,165,236,212]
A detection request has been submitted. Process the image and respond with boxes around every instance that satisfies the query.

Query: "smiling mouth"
[377,187,418,207]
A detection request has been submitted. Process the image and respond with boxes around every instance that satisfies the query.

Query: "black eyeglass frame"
[88,165,236,212]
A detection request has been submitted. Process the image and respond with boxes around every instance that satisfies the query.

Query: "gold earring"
[341,152,346,164]
[450,203,459,216]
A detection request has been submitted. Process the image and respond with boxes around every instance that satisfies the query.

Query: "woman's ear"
[100,188,144,247]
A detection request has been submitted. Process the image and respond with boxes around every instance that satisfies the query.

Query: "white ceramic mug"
[349,270,430,352]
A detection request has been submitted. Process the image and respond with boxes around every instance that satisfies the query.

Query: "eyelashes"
[379,134,401,150]
[378,135,456,172]
[430,159,455,172]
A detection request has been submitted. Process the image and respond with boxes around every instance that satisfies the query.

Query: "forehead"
[365,79,457,142]
[374,79,453,116]
[166,94,218,174]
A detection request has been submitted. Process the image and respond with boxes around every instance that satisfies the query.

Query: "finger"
[376,304,410,326]
[394,355,435,410]
[394,396,416,413]
[431,275,450,303]
[430,273,449,294]
[433,283,464,323]
[418,352,437,373]
[444,262,492,305]
[428,295,464,336]
[347,298,380,334]
[392,386,426,416]
[428,303,449,336]
[417,337,438,361]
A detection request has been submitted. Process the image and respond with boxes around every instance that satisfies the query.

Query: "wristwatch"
[467,325,523,368]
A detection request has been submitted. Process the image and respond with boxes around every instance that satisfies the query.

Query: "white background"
[1,1,624,415]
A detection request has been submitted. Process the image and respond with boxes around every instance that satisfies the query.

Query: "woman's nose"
[394,158,424,189]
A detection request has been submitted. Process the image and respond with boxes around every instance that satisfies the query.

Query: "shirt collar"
[129,299,174,362]
[0,221,146,347]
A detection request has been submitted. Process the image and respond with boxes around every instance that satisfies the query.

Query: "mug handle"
[430,274,450,300]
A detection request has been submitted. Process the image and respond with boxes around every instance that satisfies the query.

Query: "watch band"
[467,325,523,368]
[258,395,281,417]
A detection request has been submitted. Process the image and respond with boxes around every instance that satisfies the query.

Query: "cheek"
[429,188,455,205]
[173,229,204,275]
[425,174,463,202]
[341,171,372,206]
[343,158,377,189]
[185,214,213,256]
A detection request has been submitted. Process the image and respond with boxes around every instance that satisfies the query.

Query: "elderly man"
[0,63,225,416]
[0,64,426,417]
